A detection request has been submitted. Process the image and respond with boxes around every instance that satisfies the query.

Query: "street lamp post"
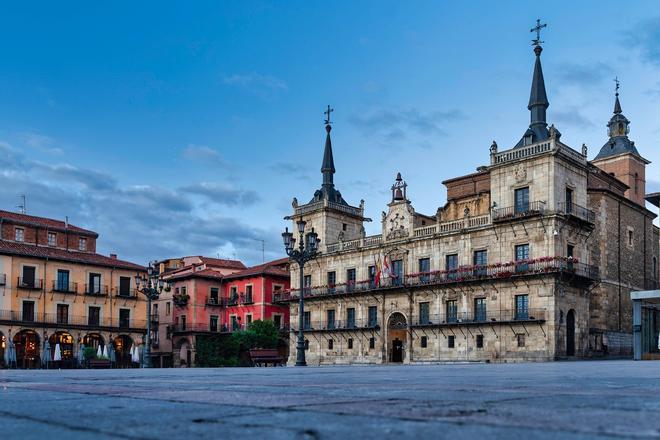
[282,218,320,366]
[135,263,167,368]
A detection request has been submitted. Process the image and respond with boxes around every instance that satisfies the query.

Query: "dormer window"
[48,232,57,247]
[78,237,87,251]
[15,227,24,242]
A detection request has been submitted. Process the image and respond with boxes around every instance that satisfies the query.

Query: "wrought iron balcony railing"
[410,308,547,326]
[290,318,380,332]
[85,284,109,296]
[17,277,43,290]
[492,201,546,221]
[205,296,225,307]
[52,281,78,294]
[169,323,229,333]
[0,309,147,329]
[557,202,595,224]
[274,256,598,303]
[114,288,138,299]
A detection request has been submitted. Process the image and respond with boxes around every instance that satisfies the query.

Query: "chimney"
[110,254,117,259]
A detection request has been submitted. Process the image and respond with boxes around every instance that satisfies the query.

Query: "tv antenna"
[254,238,265,263]
[17,195,26,214]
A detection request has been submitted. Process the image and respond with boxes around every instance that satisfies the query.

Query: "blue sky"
[0,2,659,265]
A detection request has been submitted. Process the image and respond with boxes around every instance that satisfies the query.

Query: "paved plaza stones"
[1,361,660,439]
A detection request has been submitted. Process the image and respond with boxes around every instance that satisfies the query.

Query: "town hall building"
[276,27,659,364]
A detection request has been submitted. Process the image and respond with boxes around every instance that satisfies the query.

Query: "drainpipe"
[617,200,621,331]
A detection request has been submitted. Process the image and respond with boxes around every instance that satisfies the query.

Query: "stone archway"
[48,332,75,367]
[14,330,40,369]
[387,312,408,363]
[177,339,192,367]
[566,309,576,356]
[113,335,134,368]
[83,333,105,351]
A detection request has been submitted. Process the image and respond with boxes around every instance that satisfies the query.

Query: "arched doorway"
[14,330,40,369]
[178,339,192,367]
[48,332,75,368]
[388,312,407,363]
[113,335,134,368]
[566,309,576,356]
[83,333,105,351]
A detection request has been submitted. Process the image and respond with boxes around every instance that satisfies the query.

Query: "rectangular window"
[446,254,458,280]
[567,244,575,271]
[22,300,35,322]
[56,304,69,325]
[166,302,171,316]
[303,275,311,288]
[368,265,376,287]
[273,314,282,328]
[419,302,430,325]
[180,314,187,330]
[474,298,487,321]
[515,244,530,272]
[78,237,87,251]
[181,286,187,295]
[209,287,219,304]
[246,314,253,325]
[303,311,311,330]
[476,334,484,348]
[446,300,458,323]
[565,187,574,214]
[21,266,36,288]
[448,335,455,348]
[392,259,403,286]
[88,273,102,294]
[628,230,633,246]
[473,250,487,276]
[229,286,238,305]
[15,227,24,242]
[327,271,336,293]
[346,268,356,291]
[88,306,100,326]
[56,269,70,292]
[245,285,253,303]
[48,232,57,247]
[419,258,430,282]
[328,339,333,350]
[346,307,356,328]
[326,309,335,330]
[119,309,130,328]
[369,337,375,349]
[515,294,529,320]
[421,336,428,348]
[517,334,525,347]
[514,187,530,214]
[348,338,353,349]
[229,315,238,331]
[368,306,378,327]
[210,315,218,332]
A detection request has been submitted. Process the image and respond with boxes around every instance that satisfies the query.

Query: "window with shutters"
[446,300,457,323]
[368,306,378,327]
[346,307,356,328]
[514,187,529,214]
[57,304,69,325]
[326,309,335,330]
[419,302,430,325]
[88,306,100,326]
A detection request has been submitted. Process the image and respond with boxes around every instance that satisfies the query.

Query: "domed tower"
[592,80,650,206]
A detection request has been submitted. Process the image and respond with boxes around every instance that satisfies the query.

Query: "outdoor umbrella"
[658,331,660,350]
[3,340,9,366]
[131,346,138,364]
[8,339,16,368]
[77,344,85,367]
[42,342,51,368]
[102,344,108,358]
[96,344,102,358]
[53,343,62,362]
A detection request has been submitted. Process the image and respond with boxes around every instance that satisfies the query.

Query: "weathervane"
[614,76,620,95]
[530,19,547,47]
[324,105,334,125]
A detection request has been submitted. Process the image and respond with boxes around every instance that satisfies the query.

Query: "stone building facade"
[277,39,659,365]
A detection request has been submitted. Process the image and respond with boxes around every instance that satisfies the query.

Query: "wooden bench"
[249,349,284,367]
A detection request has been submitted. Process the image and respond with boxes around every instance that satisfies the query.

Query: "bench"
[249,349,284,367]
[88,359,112,369]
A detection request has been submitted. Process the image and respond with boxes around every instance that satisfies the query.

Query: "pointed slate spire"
[595,79,640,160]
[321,105,335,190]
[528,45,549,128]
[613,78,622,114]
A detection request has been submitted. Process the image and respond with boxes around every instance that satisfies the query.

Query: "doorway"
[388,312,407,363]
[566,309,576,356]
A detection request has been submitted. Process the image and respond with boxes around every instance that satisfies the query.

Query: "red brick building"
[161,257,290,367]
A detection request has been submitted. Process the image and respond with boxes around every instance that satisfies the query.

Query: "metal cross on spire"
[614,76,620,95]
[530,19,547,47]
[323,105,334,125]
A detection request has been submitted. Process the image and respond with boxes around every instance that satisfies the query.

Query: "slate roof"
[0,240,145,271]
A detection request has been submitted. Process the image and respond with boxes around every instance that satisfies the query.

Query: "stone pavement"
[1,360,659,439]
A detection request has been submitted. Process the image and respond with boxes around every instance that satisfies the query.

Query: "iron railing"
[492,201,546,221]
[52,281,78,294]
[114,288,138,299]
[205,296,225,307]
[557,202,595,223]
[17,277,43,290]
[85,284,109,295]
[274,257,598,302]
[290,318,381,332]
[410,308,547,326]
[0,309,147,329]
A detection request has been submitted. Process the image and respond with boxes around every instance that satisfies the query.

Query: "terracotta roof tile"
[0,210,98,236]
[0,240,145,271]
[223,258,290,280]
